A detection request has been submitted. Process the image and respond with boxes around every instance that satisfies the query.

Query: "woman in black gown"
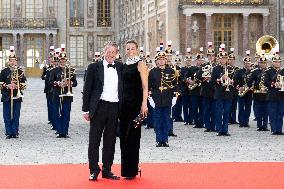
[120,40,148,180]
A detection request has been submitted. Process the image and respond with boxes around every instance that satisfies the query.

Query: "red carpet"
[1,163,284,189]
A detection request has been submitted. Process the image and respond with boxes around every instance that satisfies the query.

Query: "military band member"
[247,56,269,131]
[0,46,26,139]
[172,51,183,122]
[181,48,193,125]
[164,41,178,136]
[50,46,77,138]
[41,46,55,125]
[234,50,253,128]
[196,42,216,132]
[263,54,284,135]
[149,51,178,147]
[191,47,204,128]
[145,52,154,129]
[210,45,233,136]
[228,48,239,124]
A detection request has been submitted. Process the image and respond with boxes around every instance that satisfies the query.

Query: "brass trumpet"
[221,65,233,92]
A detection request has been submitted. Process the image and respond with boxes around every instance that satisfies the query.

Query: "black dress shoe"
[102,172,120,180]
[239,125,244,128]
[156,142,163,147]
[56,134,67,138]
[223,133,231,136]
[193,125,202,128]
[5,135,12,139]
[184,122,188,125]
[204,129,211,132]
[89,170,101,181]
[162,142,170,147]
[217,133,223,136]
[12,134,19,138]
[243,125,250,128]
[277,132,284,135]
[168,132,177,137]
[257,128,262,131]
[262,128,269,131]
[271,132,277,135]
[125,176,136,180]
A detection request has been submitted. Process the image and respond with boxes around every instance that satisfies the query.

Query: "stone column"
[13,33,17,52]
[45,33,50,61]
[206,13,212,45]
[52,33,57,47]
[18,33,26,67]
[262,13,269,35]
[243,13,249,54]
[186,14,192,49]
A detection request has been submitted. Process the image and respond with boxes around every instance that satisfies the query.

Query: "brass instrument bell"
[256,35,279,59]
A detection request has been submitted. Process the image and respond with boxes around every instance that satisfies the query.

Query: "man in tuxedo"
[82,41,122,181]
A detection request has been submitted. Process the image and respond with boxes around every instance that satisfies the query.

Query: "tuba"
[256,35,279,59]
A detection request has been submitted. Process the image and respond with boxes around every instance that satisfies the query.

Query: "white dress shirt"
[100,59,119,102]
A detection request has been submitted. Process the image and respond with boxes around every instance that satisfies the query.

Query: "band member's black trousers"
[88,100,119,174]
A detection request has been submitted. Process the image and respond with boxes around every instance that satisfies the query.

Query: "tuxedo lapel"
[97,61,104,84]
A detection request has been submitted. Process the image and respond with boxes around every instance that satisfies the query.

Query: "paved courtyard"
[0,78,284,165]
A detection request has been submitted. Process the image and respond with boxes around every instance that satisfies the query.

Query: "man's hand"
[83,112,90,121]
[7,83,17,90]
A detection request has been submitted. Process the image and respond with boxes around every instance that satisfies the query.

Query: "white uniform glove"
[171,97,177,108]
[148,96,155,108]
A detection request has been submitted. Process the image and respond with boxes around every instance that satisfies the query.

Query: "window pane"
[97,0,111,27]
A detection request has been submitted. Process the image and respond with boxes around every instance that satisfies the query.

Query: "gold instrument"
[253,72,268,94]
[256,35,279,59]
[277,74,284,92]
[238,70,253,97]
[201,64,212,80]
[0,82,3,90]
[9,66,26,119]
[59,61,75,97]
[221,65,234,92]
[187,73,201,90]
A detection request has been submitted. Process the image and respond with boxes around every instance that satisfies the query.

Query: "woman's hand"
[141,101,148,118]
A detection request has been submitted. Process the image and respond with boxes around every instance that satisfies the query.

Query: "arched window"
[0,0,11,18]
[97,0,111,27]
[26,0,43,18]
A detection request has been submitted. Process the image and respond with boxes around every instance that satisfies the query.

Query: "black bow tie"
[107,64,116,69]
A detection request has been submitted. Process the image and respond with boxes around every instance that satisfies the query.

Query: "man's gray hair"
[104,41,119,52]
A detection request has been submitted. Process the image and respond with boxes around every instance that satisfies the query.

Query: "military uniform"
[49,49,77,138]
[263,58,284,135]
[149,51,178,146]
[186,65,201,127]
[0,48,27,138]
[211,46,233,136]
[247,59,269,131]
[196,43,216,132]
[233,53,253,127]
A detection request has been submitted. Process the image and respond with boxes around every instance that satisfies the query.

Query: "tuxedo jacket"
[82,60,123,118]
